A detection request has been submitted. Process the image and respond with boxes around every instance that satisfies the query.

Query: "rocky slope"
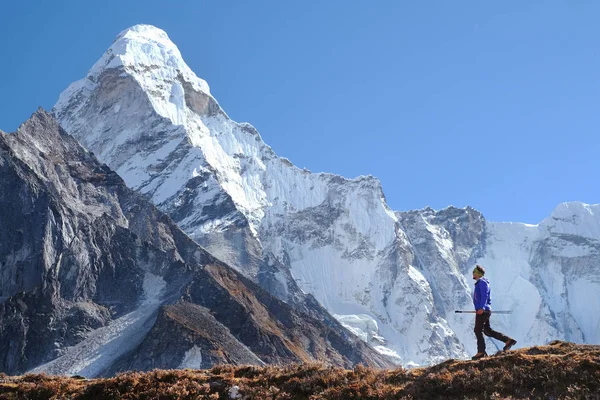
[0,110,391,377]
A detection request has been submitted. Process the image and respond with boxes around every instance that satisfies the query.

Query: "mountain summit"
[53,24,460,365]
[57,24,211,121]
[53,25,600,365]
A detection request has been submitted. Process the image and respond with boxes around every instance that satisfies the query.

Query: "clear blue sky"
[1,1,598,224]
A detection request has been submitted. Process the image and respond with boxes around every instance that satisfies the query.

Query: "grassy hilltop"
[0,341,598,399]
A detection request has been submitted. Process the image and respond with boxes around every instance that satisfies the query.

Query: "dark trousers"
[474,311,510,353]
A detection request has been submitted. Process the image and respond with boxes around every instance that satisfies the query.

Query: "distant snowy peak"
[100,24,209,95]
[487,202,600,242]
[55,24,212,129]
[53,23,392,237]
[540,202,600,239]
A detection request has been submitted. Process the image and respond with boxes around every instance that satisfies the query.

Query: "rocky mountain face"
[52,24,600,365]
[0,110,392,377]
[53,24,466,366]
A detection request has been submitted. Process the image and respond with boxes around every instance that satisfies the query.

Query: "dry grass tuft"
[0,341,597,399]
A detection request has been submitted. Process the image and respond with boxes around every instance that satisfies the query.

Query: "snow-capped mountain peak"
[53,25,600,366]
[53,24,462,365]
[56,24,210,130]
[540,202,600,238]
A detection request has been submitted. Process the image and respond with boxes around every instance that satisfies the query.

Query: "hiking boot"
[471,352,487,360]
[503,339,517,351]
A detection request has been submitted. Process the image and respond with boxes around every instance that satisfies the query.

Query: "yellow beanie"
[473,265,485,278]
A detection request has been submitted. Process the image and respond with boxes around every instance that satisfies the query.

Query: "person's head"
[472,265,485,280]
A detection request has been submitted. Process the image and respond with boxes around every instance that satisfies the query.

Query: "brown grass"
[0,341,598,399]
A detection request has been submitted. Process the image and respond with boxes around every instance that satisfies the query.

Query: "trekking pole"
[454,310,513,314]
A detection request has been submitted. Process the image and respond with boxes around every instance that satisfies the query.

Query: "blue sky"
[1,1,598,224]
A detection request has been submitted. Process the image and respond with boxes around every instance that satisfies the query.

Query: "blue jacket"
[473,277,492,311]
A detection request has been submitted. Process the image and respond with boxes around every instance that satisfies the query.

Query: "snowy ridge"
[482,202,600,348]
[53,25,600,365]
[399,203,600,356]
[541,202,600,238]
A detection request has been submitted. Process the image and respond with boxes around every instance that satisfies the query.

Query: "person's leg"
[483,312,516,350]
[474,313,486,354]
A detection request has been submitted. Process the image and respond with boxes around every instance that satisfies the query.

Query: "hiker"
[471,265,517,360]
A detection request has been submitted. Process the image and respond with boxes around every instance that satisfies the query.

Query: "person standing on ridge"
[471,265,517,360]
